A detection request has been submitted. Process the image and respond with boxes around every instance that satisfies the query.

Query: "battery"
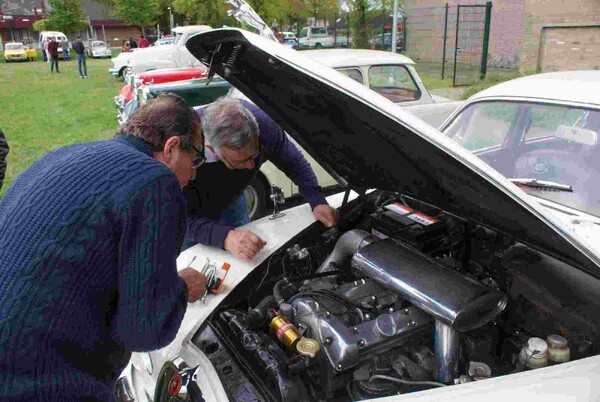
[369,202,446,250]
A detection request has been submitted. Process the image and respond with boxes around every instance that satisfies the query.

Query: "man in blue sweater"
[184,97,338,260]
[0,94,207,401]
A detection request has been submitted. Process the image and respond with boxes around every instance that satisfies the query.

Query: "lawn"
[0,54,124,197]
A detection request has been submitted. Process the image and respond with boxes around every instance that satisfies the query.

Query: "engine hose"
[273,270,344,305]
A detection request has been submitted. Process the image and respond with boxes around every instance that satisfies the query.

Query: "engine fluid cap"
[526,337,548,356]
[547,334,568,348]
[375,313,397,337]
[296,337,320,358]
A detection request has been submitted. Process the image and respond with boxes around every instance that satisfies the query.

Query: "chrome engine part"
[291,296,432,372]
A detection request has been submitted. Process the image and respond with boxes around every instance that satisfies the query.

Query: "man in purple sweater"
[0,95,207,401]
[184,97,338,260]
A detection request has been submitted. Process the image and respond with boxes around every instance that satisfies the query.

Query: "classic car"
[116,28,600,402]
[114,67,208,121]
[87,40,111,58]
[439,70,600,236]
[3,43,30,62]
[109,25,212,82]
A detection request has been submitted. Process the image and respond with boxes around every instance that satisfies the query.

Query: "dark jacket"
[0,129,8,191]
[184,101,327,248]
[47,41,59,57]
[72,39,85,54]
[0,134,188,401]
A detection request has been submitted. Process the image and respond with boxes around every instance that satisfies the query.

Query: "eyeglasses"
[191,144,206,169]
[220,148,262,168]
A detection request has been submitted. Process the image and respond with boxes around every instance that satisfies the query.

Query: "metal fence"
[404,2,492,86]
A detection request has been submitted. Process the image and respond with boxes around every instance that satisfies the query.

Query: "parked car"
[281,31,297,41]
[87,40,111,58]
[109,25,212,82]
[39,31,69,59]
[116,29,600,402]
[439,70,600,229]
[282,37,299,49]
[3,42,30,62]
[298,26,334,48]
[370,32,404,52]
[154,36,175,46]
[114,67,208,121]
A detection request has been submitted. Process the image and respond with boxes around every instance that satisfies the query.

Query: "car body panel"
[186,28,599,273]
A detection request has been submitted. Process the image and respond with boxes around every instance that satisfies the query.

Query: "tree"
[112,0,160,32]
[32,0,88,33]
[347,0,369,48]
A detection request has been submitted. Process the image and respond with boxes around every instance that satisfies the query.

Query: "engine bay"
[192,190,600,401]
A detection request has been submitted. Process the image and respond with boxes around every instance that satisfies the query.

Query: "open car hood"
[186,28,600,275]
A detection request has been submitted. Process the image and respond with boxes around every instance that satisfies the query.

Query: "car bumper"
[6,55,27,61]
[109,68,121,77]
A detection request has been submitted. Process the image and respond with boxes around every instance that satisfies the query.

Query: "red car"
[114,67,208,116]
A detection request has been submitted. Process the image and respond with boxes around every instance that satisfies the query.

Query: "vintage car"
[3,42,31,62]
[109,25,212,81]
[155,36,175,46]
[114,67,208,122]
[116,28,600,402]
[87,40,111,58]
[439,70,600,235]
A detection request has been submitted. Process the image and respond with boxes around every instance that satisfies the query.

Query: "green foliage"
[33,0,88,33]
[112,0,160,28]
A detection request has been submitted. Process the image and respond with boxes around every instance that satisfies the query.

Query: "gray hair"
[202,97,258,151]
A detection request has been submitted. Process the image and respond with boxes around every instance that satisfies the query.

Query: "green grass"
[0,53,124,197]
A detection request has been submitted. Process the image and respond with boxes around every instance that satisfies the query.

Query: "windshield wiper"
[509,178,573,192]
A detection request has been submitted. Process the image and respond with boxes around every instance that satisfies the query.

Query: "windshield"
[444,100,600,217]
[6,44,24,50]
[92,42,105,47]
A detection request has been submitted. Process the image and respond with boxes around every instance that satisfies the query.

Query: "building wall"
[520,0,600,71]
[93,26,141,47]
[405,0,525,69]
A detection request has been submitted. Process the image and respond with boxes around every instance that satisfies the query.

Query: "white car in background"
[117,29,600,402]
[87,40,111,58]
[109,25,212,81]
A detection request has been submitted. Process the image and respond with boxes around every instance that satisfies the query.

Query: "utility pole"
[391,0,399,53]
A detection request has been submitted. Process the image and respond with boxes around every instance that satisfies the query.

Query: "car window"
[299,28,308,39]
[337,68,364,85]
[312,27,327,35]
[445,100,600,217]
[5,44,24,50]
[367,65,421,103]
[444,102,517,151]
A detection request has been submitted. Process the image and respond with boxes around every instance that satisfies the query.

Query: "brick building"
[0,0,141,47]
[404,0,600,72]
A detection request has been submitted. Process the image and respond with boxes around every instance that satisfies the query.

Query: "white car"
[87,40,111,58]
[117,29,600,402]
[109,25,212,81]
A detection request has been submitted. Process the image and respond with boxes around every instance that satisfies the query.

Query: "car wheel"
[122,67,132,82]
[314,43,322,49]
[244,175,268,220]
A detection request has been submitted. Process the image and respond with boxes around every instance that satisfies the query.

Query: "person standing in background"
[60,37,69,61]
[43,38,50,63]
[0,129,8,191]
[71,35,87,78]
[47,37,59,73]
[138,35,150,48]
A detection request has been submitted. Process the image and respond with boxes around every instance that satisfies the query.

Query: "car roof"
[468,70,600,107]
[92,41,105,44]
[172,25,212,34]
[6,42,24,46]
[303,49,415,68]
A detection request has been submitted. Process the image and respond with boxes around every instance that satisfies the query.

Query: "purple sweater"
[184,101,327,248]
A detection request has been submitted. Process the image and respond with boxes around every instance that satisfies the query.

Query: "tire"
[244,175,268,220]
[122,66,132,82]
[314,43,322,49]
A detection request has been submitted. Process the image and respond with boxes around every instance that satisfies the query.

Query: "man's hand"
[224,229,267,261]
[179,267,207,303]
[313,204,338,227]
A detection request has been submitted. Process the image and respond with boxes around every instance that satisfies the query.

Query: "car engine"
[192,190,600,401]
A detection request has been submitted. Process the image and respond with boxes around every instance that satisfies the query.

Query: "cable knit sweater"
[0,134,188,401]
